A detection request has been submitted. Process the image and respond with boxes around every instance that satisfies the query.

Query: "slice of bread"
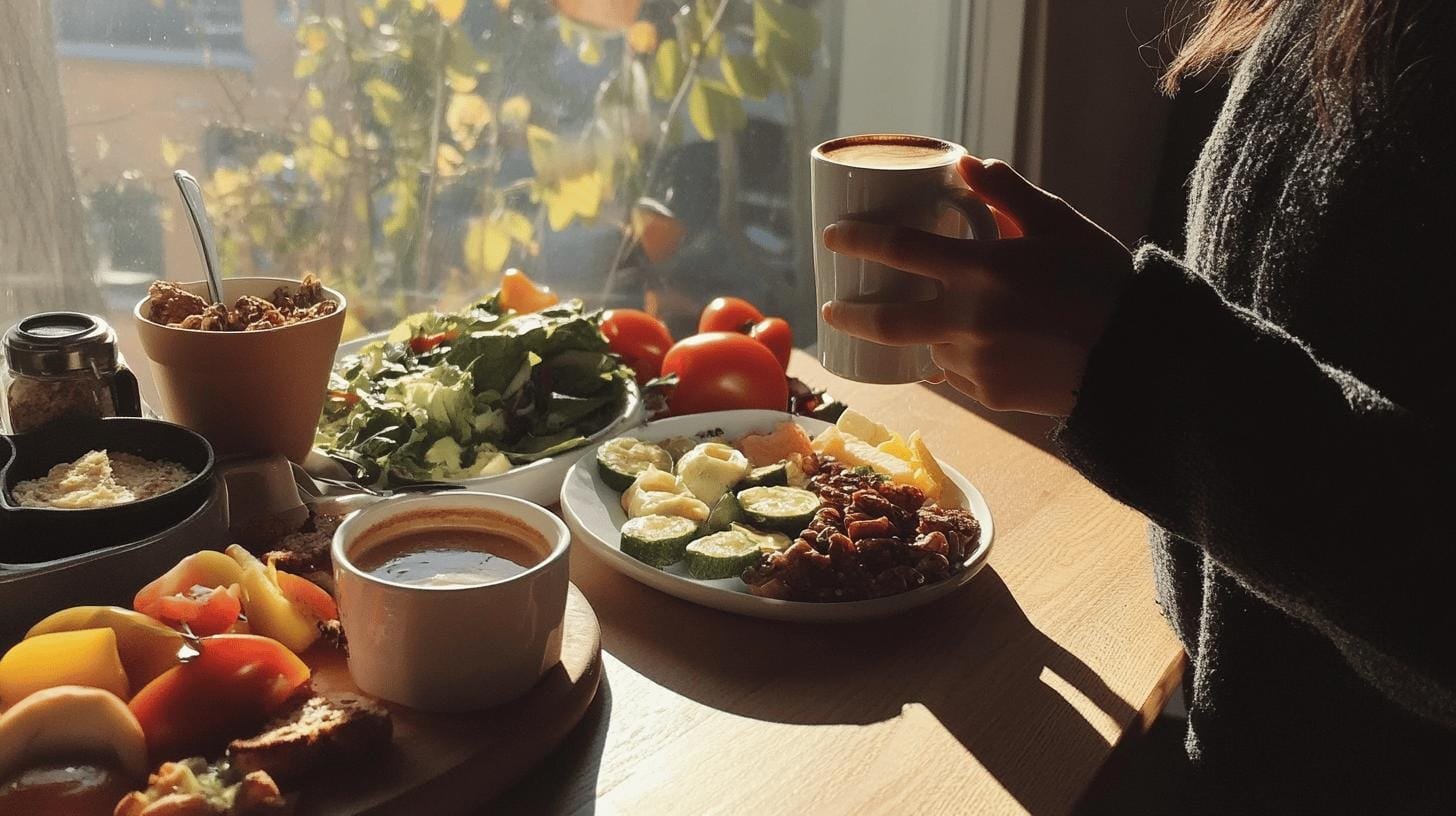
[227,693,391,783]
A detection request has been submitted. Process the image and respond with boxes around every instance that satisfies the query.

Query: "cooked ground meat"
[741,459,981,602]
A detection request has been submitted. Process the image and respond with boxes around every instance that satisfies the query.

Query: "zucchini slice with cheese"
[736,486,821,534]
[676,442,751,502]
[729,523,792,553]
[621,515,699,567]
[684,531,763,579]
[597,437,673,492]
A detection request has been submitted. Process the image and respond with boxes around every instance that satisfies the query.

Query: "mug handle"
[938,185,1001,241]
[914,186,1000,383]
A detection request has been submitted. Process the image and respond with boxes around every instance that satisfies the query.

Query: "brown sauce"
[353,525,545,588]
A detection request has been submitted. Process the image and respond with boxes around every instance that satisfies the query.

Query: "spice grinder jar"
[2,312,143,434]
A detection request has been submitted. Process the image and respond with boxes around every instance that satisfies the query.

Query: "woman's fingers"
[821,300,958,346]
[959,156,1072,236]
[822,222,992,282]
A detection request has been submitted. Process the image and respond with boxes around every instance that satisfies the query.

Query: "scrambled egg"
[11,450,192,509]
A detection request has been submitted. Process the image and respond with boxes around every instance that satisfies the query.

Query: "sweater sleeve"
[1055,246,1456,727]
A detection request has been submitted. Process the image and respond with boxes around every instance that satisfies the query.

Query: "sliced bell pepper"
[25,606,185,690]
[154,585,243,637]
[226,545,321,654]
[134,551,243,622]
[0,629,130,706]
[127,634,309,760]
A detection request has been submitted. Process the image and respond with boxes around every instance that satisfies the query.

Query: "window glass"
[8,0,841,377]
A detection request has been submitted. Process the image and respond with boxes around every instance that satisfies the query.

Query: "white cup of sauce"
[332,491,570,711]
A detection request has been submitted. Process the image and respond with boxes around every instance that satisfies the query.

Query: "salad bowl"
[310,329,645,508]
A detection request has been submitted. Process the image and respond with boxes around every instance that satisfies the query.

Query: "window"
[4,0,993,389]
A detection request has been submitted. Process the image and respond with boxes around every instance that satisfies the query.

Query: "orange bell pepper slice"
[154,585,243,637]
[127,634,309,760]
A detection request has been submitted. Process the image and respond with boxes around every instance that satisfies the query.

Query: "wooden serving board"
[292,584,602,815]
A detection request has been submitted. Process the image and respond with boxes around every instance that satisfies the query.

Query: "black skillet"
[0,417,215,563]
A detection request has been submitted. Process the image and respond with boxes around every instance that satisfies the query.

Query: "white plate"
[560,410,994,622]
[307,331,646,508]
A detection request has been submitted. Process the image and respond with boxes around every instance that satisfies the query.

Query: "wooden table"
[494,352,1185,816]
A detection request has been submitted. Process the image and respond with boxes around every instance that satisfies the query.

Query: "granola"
[147,274,338,331]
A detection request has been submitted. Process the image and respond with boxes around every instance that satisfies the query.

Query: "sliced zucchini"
[738,462,788,489]
[736,486,821,534]
[684,531,763,580]
[659,436,700,463]
[729,523,792,553]
[705,492,744,533]
[621,515,699,567]
[597,437,673,492]
[676,443,750,502]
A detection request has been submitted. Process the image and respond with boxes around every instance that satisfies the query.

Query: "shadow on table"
[489,673,613,815]
[591,561,1137,816]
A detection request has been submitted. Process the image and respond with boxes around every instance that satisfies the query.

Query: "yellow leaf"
[446,93,492,151]
[300,24,329,54]
[209,168,247,198]
[308,115,334,147]
[464,217,511,277]
[435,144,465,176]
[432,0,465,24]
[543,171,603,230]
[256,151,287,174]
[500,210,534,243]
[160,137,183,167]
[359,6,378,27]
[445,69,478,93]
[578,34,602,65]
[627,21,657,55]
[500,95,531,129]
[494,0,510,9]
[526,125,558,180]
[307,86,324,109]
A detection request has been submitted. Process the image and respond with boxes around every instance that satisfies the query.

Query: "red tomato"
[155,585,242,637]
[661,332,789,415]
[601,309,674,385]
[128,634,310,760]
[698,297,763,334]
[276,571,338,622]
[748,317,793,371]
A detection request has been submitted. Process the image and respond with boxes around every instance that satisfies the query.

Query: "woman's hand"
[821,156,1133,416]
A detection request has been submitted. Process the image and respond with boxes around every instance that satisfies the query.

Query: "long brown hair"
[1162,0,1411,116]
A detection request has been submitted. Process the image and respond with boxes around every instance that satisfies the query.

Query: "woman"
[822,0,1454,812]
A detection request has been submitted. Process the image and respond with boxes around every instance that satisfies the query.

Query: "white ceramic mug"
[332,491,570,712]
[812,134,999,384]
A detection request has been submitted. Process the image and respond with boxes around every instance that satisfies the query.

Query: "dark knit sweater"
[1055,1,1456,812]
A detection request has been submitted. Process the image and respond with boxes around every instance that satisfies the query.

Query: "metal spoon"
[173,169,225,305]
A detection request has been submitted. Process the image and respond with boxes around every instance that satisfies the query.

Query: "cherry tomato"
[748,317,793,371]
[698,297,763,334]
[601,309,674,385]
[155,585,242,637]
[128,634,309,760]
[408,330,457,354]
[661,332,789,415]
